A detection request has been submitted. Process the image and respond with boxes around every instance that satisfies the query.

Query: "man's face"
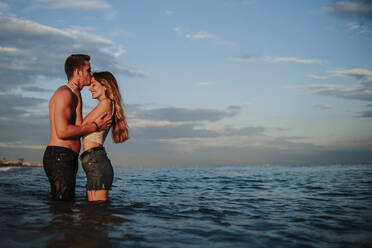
[80,60,93,87]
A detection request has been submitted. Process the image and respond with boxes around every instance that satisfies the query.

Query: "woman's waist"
[80,146,105,160]
[83,129,109,144]
[82,140,103,152]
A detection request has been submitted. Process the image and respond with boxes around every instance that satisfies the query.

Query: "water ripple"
[0,164,372,247]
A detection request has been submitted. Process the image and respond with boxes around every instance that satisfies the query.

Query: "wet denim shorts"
[80,146,114,191]
[43,146,79,201]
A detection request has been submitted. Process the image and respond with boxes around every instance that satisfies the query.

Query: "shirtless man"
[43,54,111,201]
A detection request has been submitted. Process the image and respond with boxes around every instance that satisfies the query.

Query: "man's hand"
[94,112,112,131]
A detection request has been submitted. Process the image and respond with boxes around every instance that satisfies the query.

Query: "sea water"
[0,164,371,247]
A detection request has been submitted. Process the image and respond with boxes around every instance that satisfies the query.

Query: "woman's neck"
[98,96,109,102]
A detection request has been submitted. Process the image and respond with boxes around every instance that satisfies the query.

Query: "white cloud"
[0,14,141,91]
[127,105,298,150]
[1,15,69,40]
[198,81,216,86]
[229,55,325,65]
[130,119,181,128]
[324,1,372,20]
[0,46,25,55]
[162,132,313,153]
[347,22,372,34]
[0,141,44,150]
[272,57,325,65]
[306,84,372,101]
[312,103,333,109]
[21,85,53,93]
[359,108,372,118]
[64,26,114,45]
[298,70,372,103]
[109,28,135,38]
[301,68,372,116]
[327,68,372,79]
[324,1,372,35]
[115,66,149,77]
[172,27,236,47]
[103,44,126,58]
[164,136,262,152]
[136,106,241,122]
[228,55,258,62]
[307,74,329,80]
[28,0,112,11]
[172,26,183,33]
[192,31,215,41]
[0,2,9,13]
[0,15,114,46]
[215,40,236,47]
[224,0,256,7]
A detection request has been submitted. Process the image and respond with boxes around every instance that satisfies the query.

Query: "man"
[43,54,111,201]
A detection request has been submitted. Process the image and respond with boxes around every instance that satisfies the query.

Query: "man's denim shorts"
[80,146,114,191]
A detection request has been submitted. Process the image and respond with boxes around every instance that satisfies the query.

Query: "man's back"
[47,85,82,153]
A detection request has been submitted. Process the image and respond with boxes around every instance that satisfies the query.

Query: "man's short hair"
[65,54,90,80]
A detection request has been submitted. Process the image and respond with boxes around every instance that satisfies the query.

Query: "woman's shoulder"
[96,99,113,112]
[97,99,112,107]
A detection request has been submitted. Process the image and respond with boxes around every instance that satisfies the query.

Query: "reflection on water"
[44,200,127,248]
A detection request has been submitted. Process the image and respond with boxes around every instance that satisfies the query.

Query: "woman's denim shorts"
[80,146,113,191]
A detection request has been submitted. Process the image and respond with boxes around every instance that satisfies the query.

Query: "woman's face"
[89,78,106,100]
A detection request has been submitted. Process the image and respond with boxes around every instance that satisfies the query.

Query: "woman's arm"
[82,100,112,126]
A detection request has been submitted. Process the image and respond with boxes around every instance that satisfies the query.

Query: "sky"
[0,0,371,166]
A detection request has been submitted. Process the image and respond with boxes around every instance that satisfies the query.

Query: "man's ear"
[72,68,80,78]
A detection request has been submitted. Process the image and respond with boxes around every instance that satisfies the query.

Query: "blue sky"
[0,0,371,166]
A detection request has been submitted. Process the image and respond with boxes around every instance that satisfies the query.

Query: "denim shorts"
[80,146,114,191]
[43,146,79,201]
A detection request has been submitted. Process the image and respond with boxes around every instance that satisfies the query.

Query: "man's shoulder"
[52,85,74,101]
[55,85,73,95]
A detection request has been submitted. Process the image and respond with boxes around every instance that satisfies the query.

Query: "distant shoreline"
[0,160,42,167]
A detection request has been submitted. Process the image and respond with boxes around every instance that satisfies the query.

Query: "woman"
[80,71,129,201]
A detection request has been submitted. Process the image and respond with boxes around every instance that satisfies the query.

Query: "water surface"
[1,164,371,247]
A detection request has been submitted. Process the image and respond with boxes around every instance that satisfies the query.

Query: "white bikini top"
[83,101,114,145]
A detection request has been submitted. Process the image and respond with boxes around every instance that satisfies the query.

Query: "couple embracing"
[43,54,129,202]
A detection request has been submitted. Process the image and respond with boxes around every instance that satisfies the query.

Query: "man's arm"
[75,90,83,126]
[54,89,97,139]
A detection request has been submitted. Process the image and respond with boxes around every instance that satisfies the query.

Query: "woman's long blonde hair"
[93,71,129,143]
